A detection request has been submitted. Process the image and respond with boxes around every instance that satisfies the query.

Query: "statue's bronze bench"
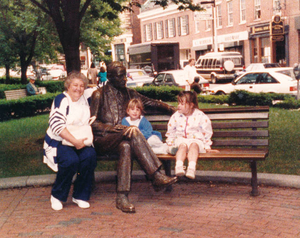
[97,106,269,196]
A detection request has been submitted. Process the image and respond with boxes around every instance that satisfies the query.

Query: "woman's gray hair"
[64,71,88,90]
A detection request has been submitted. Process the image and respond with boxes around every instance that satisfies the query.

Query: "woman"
[43,71,97,211]
[87,63,98,84]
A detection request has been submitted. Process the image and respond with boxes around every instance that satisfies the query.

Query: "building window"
[240,0,246,23]
[168,18,176,37]
[205,18,212,31]
[144,23,153,42]
[227,1,233,26]
[216,4,222,28]
[254,0,261,20]
[178,15,189,36]
[195,20,200,33]
[273,0,281,15]
[156,21,164,39]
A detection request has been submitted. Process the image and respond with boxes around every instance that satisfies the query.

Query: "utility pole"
[201,1,217,52]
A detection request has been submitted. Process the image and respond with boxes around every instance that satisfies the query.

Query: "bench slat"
[207,112,269,120]
[213,139,268,146]
[156,148,268,160]
[212,121,268,129]
[213,130,269,137]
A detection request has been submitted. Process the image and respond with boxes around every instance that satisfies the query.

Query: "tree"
[0,29,18,83]
[29,0,123,73]
[29,0,203,74]
[0,0,57,84]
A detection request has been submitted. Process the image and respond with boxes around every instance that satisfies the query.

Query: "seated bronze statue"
[90,61,178,213]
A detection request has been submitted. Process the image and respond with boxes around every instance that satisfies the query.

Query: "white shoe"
[186,167,196,179]
[72,198,90,209]
[175,165,186,177]
[50,195,63,211]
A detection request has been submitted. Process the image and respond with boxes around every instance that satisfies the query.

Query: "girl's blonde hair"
[177,91,199,109]
[126,98,145,114]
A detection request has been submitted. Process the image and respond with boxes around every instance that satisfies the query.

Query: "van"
[195,52,244,83]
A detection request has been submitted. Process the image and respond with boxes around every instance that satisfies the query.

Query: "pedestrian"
[190,77,202,94]
[184,58,198,90]
[43,71,97,211]
[98,65,107,86]
[166,91,219,179]
[87,63,98,85]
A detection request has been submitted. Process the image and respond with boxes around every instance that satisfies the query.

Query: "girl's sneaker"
[186,167,196,179]
[175,165,186,176]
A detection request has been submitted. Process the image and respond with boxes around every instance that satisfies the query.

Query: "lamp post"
[293,63,300,100]
[201,1,217,52]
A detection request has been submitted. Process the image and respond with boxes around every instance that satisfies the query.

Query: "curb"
[0,170,299,190]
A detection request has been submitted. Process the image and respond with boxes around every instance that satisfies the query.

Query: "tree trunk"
[5,64,10,84]
[20,54,29,85]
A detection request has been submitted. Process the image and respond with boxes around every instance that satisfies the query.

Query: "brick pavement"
[0,180,299,238]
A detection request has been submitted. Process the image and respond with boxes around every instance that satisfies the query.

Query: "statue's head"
[107,61,127,89]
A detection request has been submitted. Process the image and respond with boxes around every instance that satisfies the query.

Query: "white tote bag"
[62,125,94,147]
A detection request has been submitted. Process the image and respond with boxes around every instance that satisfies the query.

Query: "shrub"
[198,94,229,104]
[36,80,64,93]
[136,86,183,101]
[273,97,300,109]
[0,93,59,121]
[228,90,273,106]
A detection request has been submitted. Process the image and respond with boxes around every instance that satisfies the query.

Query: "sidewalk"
[0,171,299,237]
[1,170,300,190]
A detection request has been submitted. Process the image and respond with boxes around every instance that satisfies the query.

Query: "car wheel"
[216,91,226,95]
[211,75,217,84]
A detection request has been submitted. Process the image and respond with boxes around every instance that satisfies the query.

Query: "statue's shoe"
[152,172,178,191]
[116,194,136,213]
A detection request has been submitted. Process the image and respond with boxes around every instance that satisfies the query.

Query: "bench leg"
[161,160,173,192]
[250,161,259,196]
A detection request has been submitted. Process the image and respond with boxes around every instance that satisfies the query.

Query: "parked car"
[143,69,210,92]
[208,69,298,96]
[271,67,296,80]
[195,52,245,84]
[40,64,67,80]
[235,63,281,77]
[126,69,154,87]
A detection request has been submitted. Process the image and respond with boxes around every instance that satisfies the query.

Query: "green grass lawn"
[0,104,299,178]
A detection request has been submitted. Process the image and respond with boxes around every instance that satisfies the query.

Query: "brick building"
[135,0,300,67]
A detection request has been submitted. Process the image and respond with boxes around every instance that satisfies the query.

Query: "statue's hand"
[105,124,127,133]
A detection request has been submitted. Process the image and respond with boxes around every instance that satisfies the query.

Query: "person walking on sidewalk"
[43,72,97,211]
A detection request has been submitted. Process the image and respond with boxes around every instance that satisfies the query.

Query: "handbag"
[62,124,94,147]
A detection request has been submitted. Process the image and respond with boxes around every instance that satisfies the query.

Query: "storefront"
[192,31,247,60]
[249,16,288,66]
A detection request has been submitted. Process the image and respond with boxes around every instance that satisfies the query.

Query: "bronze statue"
[90,61,177,213]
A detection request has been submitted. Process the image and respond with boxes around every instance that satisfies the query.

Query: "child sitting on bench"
[166,91,219,179]
[122,98,168,154]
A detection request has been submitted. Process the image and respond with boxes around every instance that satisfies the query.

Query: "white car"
[143,69,209,91]
[40,64,67,80]
[235,63,281,77]
[209,69,298,96]
[126,69,154,87]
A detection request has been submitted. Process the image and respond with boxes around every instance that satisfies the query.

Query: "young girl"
[166,91,219,179]
[121,98,168,154]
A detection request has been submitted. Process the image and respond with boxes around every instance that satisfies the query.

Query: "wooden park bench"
[4,87,47,100]
[97,106,269,196]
